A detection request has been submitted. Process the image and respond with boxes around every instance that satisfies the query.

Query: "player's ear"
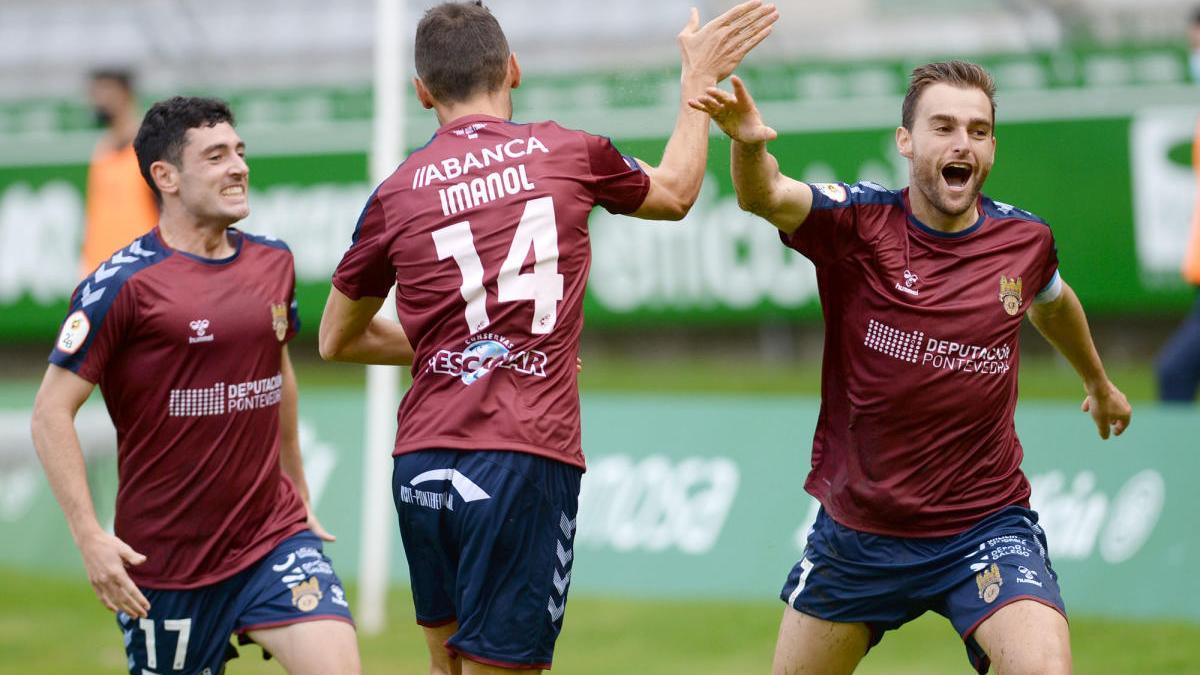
[413,77,435,110]
[149,160,179,198]
[895,125,913,159]
[508,53,521,90]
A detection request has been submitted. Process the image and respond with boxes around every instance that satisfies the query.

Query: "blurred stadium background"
[2,0,1199,672]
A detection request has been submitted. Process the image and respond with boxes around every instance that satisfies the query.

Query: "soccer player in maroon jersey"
[31,97,373,674]
[690,62,1133,674]
[318,1,777,672]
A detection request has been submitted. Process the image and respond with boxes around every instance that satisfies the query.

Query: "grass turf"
[0,565,1197,674]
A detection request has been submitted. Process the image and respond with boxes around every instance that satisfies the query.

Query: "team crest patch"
[999,276,1022,316]
[975,563,1003,603]
[57,311,90,354]
[812,182,848,203]
[270,303,289,342]
[291,576,323,612]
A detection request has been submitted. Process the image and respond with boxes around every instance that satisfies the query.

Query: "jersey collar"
[902,188,986,239]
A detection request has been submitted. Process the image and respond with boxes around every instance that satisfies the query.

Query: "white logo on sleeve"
[188,319,214,344]
[57,310,90,354]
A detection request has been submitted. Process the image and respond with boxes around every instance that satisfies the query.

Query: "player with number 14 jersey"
[333,118,647,469]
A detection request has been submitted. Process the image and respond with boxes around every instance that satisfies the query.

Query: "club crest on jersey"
[57,311,90,354]
[812,182,848,203]
[975,563,1003,603]
[271,303,289,342]
[188,319,214,344]
[999,276,1023,316]
[290,576,323,612]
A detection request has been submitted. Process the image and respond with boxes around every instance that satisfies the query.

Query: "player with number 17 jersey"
[333,115,649,469]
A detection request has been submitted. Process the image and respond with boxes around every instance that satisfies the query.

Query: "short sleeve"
[779,182,863,267]
[286,255,301,342]
[1035,227,1060,301]
[49,277,136,383]
[332,190,396,299]
[584,134,651,215]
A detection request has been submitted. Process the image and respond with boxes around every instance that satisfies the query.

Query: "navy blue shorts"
[781,505,1065,674]
[117,530,353,675]
[394,449,582,670]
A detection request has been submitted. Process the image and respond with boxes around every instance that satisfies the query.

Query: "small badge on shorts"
[999,275,1023,316]
[270,303,289,342]
[291,576,323,612]
[975,563,1003,603]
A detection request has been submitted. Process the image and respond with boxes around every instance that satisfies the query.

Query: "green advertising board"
[1,43,1196,342]
[0,391,1195,621]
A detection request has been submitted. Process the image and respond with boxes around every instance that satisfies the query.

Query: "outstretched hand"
[677,1,778,84]
[79,530,151,618]
[1081,382,1131,440]
[688,75,778,144]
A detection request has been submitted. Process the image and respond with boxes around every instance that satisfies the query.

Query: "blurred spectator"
[79,69,158,278]
[1155,9,1200,403]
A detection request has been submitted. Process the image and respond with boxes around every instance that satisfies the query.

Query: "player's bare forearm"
[31,365,151,616]
[1028,281,1131,438]
[1027,283,1108,389]
[30,366,104,542]
[319,287,414,365]
[277,347,309,501]
[632,1,778,221]
[730,139,811,233]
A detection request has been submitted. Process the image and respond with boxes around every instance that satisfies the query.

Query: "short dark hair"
[133,96,235,204]
[89,68,135,93]
[415,1,510,104]
[901,61,996,130]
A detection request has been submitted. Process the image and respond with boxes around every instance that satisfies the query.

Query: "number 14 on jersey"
[432,196,564,335]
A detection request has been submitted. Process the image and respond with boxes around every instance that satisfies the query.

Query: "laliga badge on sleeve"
[57,310,90,354]
[811,182,848,203]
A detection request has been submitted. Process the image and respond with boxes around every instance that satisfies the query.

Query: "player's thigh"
[422,621,461,675]
[773,605,870,675]
[118,583,243,675]
[462,661,541,675]
[247,619,360,675]
[972,600,1070,675]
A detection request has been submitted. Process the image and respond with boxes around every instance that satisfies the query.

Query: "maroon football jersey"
[784,182,1059,537]
[49,228,308,588]
[333,114,650,469]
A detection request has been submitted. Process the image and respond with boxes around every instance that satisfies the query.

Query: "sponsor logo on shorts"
[291,576,323,612]
[398,468,492,511]
[975,563,1003,603]
[1016,565,1044,587]
[331,584,349,608]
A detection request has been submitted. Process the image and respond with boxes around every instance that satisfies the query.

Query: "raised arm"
[689,75,813,234]
[632,1,778,221]
[1027,280,1131,439]
[30,364,150,618]
[318,286,414,365]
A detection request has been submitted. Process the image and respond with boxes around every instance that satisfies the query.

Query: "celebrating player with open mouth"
[691,61,1132,674]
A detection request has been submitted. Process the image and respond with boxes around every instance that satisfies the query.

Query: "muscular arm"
[318,287,414,365]
[631,1,777,221]
[690,76,812,234]
[1027,281,1131,439]
[30,365,150,617]
[277,347,335,540]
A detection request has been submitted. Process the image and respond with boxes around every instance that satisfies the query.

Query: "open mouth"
[220,185,246,198]
[941,164,972,189]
